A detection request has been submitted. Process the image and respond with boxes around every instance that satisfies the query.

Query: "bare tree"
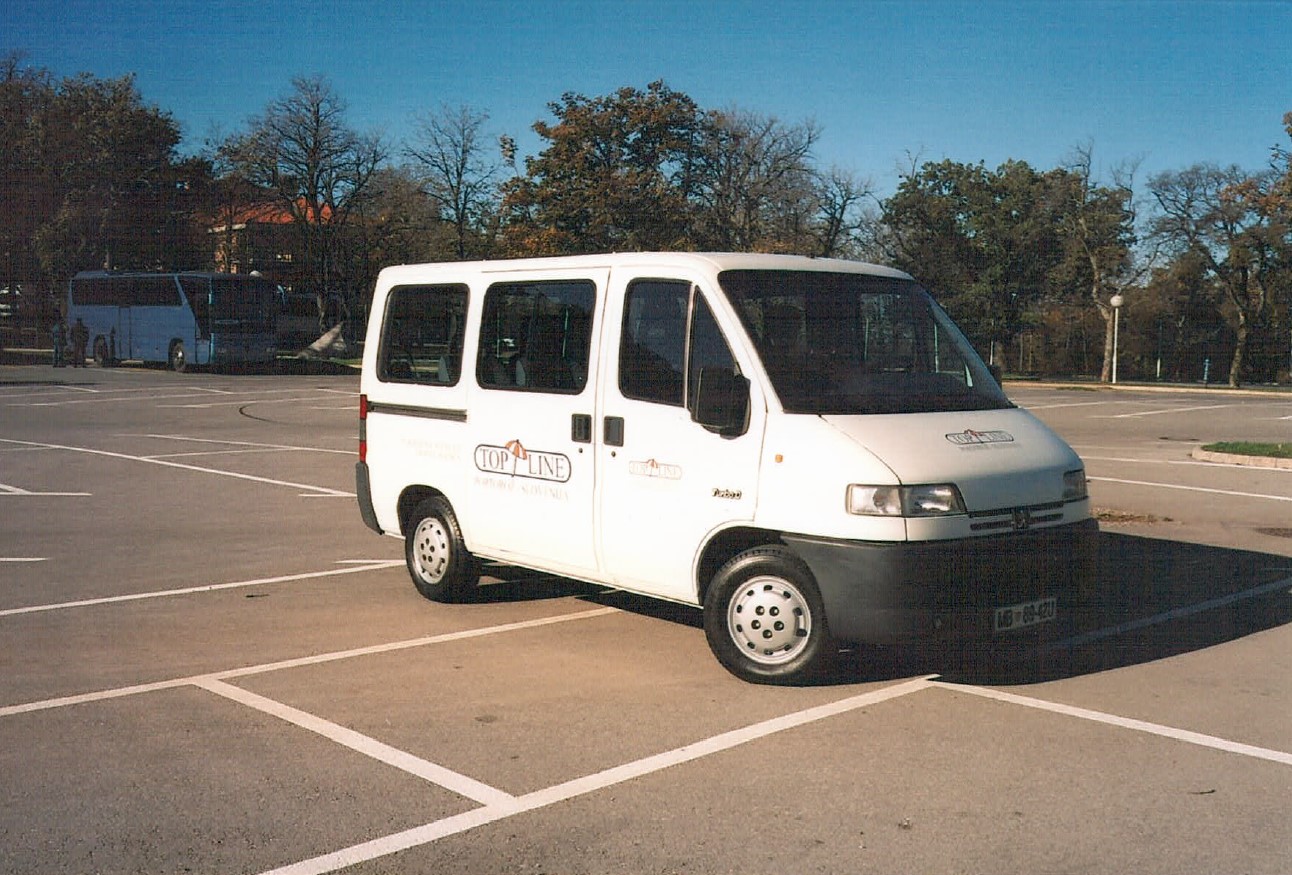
[1060,144,1155,382]
[694,109,820,251]
[405,104,504,259]
[223,75,385,325]
[811,166,875,257]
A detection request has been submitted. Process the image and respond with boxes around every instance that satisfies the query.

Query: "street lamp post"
[1110,294,1124,384]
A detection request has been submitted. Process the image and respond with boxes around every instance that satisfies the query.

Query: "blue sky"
[8,0,1291,194]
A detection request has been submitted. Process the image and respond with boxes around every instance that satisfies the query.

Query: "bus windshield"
[718,269,1013,415]
[210,276,280,333]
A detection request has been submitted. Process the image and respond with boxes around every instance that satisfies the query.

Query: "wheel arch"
[396,485,453,536]
[696,526,787,603]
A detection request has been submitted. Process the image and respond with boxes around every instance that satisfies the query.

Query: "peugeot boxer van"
[356,253,1096,684]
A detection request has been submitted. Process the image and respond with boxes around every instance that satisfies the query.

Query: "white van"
[356,253,1096,684]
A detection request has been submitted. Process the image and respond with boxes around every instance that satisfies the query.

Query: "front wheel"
[404,497,480,602]
[704,546,834,685]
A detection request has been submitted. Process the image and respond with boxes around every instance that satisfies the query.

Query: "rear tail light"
[358,393,368,463]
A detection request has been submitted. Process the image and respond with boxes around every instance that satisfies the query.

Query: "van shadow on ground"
[834,531,1292,687]
[554,532,1292,687]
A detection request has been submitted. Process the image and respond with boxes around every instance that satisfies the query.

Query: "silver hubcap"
[727,575,812,665]
[412,517,450,583]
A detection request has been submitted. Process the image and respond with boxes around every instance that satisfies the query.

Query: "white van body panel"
[591,263,769,601]
[822,408,1082,510]
[356,252,1098,682]
[752,414,907,543]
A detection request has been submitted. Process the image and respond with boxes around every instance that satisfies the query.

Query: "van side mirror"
[691,366,749,436]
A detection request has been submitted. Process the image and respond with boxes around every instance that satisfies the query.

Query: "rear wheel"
[704,546,834,685]
[404,497,480,602]
[168,340,187,372]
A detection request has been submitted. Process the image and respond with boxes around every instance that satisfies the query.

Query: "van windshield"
[718,270,1013,415]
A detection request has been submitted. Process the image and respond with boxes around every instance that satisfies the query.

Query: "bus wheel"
[93,337,113,367]
[168,341,187,373]
[404,497,480,602]
[703,546,834,685]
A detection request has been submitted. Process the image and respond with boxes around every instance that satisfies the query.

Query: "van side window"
[378,284,468,385]
[477,280,595,393]
[620,280,688,405]
[686,294,739,415]
[620,282,740,414]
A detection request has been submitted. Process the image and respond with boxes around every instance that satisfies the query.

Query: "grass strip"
[1202,442,1292,459]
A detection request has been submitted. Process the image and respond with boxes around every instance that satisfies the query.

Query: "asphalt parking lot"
[2,364,1290,874]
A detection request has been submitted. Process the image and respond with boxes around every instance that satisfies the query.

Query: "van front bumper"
[783,518,1098,645]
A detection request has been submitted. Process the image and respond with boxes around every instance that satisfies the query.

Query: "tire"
[168,341,187,373]
[404,497,480,602]
[703,546,834,685]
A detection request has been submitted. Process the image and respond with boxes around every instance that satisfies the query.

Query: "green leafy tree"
[1150,163,1287,387]
[501,81,707,255]
[0,53,56,293]
[881,159,1067,364]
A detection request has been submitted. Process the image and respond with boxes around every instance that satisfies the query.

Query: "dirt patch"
[1095,508,1165,524]
[1255,527,1292,539]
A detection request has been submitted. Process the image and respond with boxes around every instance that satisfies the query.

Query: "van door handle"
[604,416,625,447]
[571,413,592,443]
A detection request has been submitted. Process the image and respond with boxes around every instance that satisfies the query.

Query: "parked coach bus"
[67,271,279,370]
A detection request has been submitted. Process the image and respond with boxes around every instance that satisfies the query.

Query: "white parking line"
[134,434,356,456]
[1109,403,1234,418]
[1091,476,1292,503]
[0,481,91,496]
[0,437,352,497]
[0,561,404,618]
[0,607,621,717]
[195,678,517,807]
[255,677,937,875]
[159,396,344,409]
[0,557,47,562]
[935,682,1292,767]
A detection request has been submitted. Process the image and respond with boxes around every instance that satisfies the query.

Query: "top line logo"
[945,429,1015,446]
[474,440,571,482]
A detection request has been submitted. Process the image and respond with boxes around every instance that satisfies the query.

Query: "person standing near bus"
[51,318,66,367]
[69,317,88,367]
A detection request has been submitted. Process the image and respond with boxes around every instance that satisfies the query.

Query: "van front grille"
[967,501,1066,533]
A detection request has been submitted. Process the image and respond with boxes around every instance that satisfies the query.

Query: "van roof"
[376,252,913,283]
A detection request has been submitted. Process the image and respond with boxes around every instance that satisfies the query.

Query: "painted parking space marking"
[0,560,405,619]
[135,434,356,456]
[0,480,91,497]
[254,677,938,875]
[196,678,518,807]
[1090,476,1292,503]
[0,557,47,562]
[1051,576,1292,649]
[934,682,1292,766]
[0,607,621,717]
[0,437,352,497]
[1107,403,1234,419]
[159,395,345,409]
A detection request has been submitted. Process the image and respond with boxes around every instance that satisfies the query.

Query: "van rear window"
[377,284,469,385]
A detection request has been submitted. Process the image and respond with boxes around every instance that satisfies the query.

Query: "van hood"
[821,408,1083,511]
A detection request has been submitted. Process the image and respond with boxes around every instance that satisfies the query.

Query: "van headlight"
[846,483,966,517]
[1063,468,1088,501]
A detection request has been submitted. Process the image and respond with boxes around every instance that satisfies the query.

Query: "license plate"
[993,596,1056,632]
